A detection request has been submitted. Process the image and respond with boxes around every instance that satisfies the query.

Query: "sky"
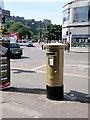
[3,0,71,25]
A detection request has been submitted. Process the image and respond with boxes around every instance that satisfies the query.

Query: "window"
[72,6,89,23]
[63,9,70,24]
[88,6,90,21]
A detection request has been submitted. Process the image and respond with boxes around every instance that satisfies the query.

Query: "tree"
[3,19,15,32]
[33,35,38,41]
[42,24,62,41]
[4,17,62,41]
[8,22,32,39]
[30,19,35,22]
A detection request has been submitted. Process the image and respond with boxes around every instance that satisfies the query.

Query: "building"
[0,0,4,25]
[0,0,10,25]
[62,0,90,47]
[43,19,51,25]
[0,0,4,9]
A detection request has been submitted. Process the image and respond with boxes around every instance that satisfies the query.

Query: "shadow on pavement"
[21,56,30,59]
[64,90,90,103]
[2,87,46,95]
[2,88,89,103]
[10,56,30,59]
[11,68,36,74]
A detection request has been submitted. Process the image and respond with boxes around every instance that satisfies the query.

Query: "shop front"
[71,34,90,47]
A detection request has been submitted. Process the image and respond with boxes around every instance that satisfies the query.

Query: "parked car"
[10,42,23,58]
[26,41,33,47]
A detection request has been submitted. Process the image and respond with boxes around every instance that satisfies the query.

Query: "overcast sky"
[3,0,71,25]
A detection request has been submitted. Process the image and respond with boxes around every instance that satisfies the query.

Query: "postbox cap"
[44,43,66,49]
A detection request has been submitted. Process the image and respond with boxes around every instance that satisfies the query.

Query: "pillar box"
[44,43,66,100]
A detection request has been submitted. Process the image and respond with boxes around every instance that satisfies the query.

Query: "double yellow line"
[64,73,89,79]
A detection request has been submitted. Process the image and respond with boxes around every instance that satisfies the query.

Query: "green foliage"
[30,19,35,22]
[4,18,62,41]
[7,22,32,39]
[33,35,38,41]
[42,24,62,41]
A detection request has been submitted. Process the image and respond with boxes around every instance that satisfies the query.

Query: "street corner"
[38,94,76,105]
[38,91,89,105]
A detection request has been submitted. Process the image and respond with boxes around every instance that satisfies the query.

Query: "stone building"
[62,0,90,47]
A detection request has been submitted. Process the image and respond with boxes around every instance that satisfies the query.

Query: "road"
[1,43,89,118]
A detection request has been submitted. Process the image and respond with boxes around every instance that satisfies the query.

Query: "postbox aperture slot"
[47,53,55,55]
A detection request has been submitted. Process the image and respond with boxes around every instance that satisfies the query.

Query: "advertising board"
[10,32,18,42]
[0,32,10,89]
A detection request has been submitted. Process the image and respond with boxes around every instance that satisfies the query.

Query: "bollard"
[44,43,66,100]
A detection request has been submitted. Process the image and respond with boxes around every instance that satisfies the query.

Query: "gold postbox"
[44,43,66,100]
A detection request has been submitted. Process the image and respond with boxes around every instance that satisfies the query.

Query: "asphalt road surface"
[1,43,89,118]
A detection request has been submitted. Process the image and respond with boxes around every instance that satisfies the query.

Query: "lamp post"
[36,26,48,42]
[66,27,71,48]
[54,31,62,42]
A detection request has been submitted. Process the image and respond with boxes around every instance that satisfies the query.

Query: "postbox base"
[46,85,64,100]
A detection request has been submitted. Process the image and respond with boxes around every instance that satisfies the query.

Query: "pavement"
[70,47,89,53]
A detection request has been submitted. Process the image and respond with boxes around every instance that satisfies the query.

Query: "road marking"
[30,47,37,50]
[31,65,46,71]
[11,67,89,78]
[64,73,88,78]
[30,46,41,50]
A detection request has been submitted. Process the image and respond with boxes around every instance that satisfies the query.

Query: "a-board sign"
[0,32,10,89]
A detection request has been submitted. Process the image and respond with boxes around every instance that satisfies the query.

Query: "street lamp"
[54,31,62,42]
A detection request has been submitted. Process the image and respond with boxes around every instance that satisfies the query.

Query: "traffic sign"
[2,9,10,16]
